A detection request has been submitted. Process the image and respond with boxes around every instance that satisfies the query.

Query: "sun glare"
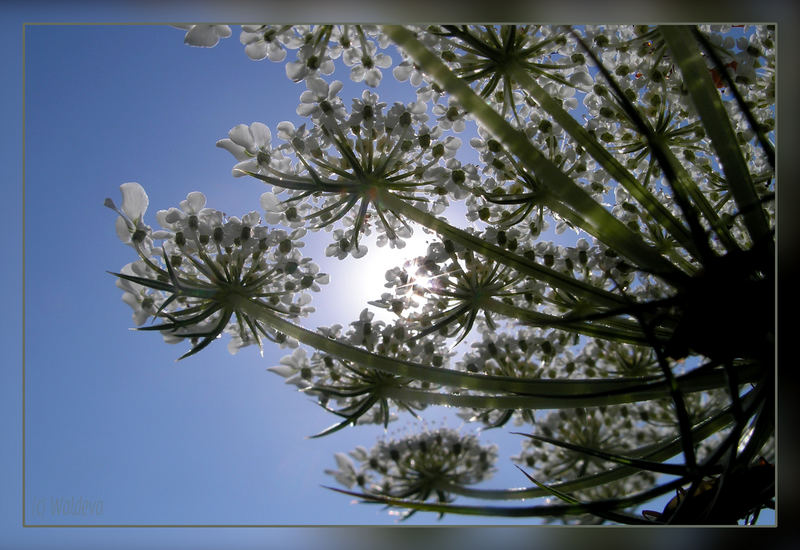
[311,229,435,326]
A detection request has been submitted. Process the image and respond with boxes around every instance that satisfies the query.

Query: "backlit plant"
[107,23,775,524]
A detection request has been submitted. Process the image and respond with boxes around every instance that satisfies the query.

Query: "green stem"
[383,25,689,287]
[481,296,663,346]
[376,362,759,409]
[506,60,701,261]
[238,294,761,398]
[378,190,628,309]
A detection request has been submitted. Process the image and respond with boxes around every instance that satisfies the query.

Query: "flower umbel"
[326,427,497,519]
[106,184,326,359]
[218,95,466,257]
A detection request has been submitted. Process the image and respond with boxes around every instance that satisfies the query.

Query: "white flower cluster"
[183,24,396,88]
[215,92,477,259]
[151,23,776,522]
[268,311,452,432]
[326,427,497,515]
[107,183,328,358]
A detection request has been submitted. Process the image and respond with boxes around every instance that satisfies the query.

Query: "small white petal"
[299,90,317,104]
[250,122,271,149]
[320,60,335,75]
[570,70,594,89]
[264,212,283,224]
[276,121,296,140]
[185,25,221,47]
[296,103,316,117]
[215,138,248,161]
[185,191,206,213]
[267,47,287,62]
[329,80,344,96]
[245,41,268,60]
[350,66,366,82]
[267,365,296,378]
[232,159,257,176]
[115,215,131,242]
[119,182,148,222]
[260,192,283,212]
[334,452,355,472]
[286,61,305,81]
[306,77,329,97]
[229,124,255,150]
[375,53,392,68]
[364,69,382,87]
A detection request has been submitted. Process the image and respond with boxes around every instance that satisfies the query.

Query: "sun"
[307,229,436,327]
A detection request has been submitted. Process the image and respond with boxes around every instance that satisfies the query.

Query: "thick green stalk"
[329,477,682,519]
[383,25,689,286]
[506,60,701,260]
[238,295,648,394]
[377,362,759,409]
[378,190,628,309]
[237,294,760,398]
[481,295,663,345]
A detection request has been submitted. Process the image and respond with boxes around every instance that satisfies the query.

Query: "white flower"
[115,261,157,326]
[173,25,232,47]
[342,41,392,87]
[155,191,208,233]
[239,25,290,62]
[104,182,151,247]
[432,98,468,132]
[393,60,426,87]
[347,90,387,131]
[296,78,347,129]
[267,347,313,389]
[325,453,361,488]
[216,122,273,176]
[285,44,335,82]
[325,229,367,259]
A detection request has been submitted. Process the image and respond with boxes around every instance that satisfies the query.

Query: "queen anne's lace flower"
[286,43,335,82]
[327,427,497,517]
[127,24,774,524]
[239,25,300,61]
[267,316,449,435]
[107,186,327,359]
[216,122,277,177]
[217,92,472,259]
[342,40,392,87]
[296,77,347,130]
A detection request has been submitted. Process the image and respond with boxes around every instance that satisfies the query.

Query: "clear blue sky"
[3,2,790,549]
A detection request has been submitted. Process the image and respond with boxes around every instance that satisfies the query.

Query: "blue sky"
[3,3,791,549]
